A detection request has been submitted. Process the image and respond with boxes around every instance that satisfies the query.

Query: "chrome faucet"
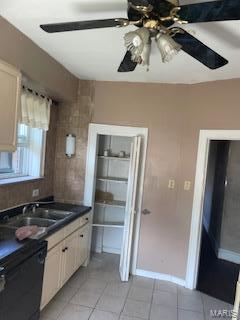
[22,203,40,215]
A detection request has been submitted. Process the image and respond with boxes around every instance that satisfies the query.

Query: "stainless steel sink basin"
[1,207,75,237]
[31,209,72,221]
[7,217,56,228]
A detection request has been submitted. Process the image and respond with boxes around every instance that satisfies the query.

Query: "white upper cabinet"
[0,59,21,152]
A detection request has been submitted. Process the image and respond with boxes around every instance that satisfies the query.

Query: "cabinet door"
[61,231,78,286]
[76,223,90,269]
[0,60,21,152]
[41,243,62,310]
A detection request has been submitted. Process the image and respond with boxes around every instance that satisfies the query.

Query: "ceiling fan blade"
[40,18,126,33]
[179,0,240,23]
[118,51,137,72]
[127,0,150,5]
[172,29,228,69]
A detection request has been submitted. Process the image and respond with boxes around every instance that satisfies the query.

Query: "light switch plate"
[168,180,175,189]
[32,189,39,197]
[184,181,191,191]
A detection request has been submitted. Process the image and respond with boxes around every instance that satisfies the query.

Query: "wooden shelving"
[97,176,128,184]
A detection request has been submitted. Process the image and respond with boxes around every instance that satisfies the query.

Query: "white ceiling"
[1,0,240,84]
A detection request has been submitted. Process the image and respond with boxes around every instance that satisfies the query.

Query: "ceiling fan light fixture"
[140,39,151,69]
[124,27,150,63]
[155,32,182,63]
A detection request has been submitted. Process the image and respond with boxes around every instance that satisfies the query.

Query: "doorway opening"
[197,140,239,304]
[84,124,148,282]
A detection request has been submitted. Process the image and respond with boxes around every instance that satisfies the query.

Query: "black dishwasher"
[0,234,47,320]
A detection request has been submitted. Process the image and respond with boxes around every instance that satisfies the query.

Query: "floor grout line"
[118,278,131,319]
[41,253,232,320]
[148,279,155,320]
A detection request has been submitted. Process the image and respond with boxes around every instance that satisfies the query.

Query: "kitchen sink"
[31,209,73,221]
[7,217,56,228]
[1,207,75,237]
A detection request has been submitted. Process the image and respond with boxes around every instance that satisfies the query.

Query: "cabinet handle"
[62,248,65,253]
[85,217,89,221]
[65,247,68,251]
[80,234,84,238]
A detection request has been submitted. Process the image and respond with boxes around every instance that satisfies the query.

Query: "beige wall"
[0,17,78,102]
[0,106,57,211]
[54,81,94,203]
[1,76,239,279]
[92,79,240,279]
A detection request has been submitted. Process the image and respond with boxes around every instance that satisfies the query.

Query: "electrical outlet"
[184,181,191,191]
[32,189,39,197]
[168,179,175,189]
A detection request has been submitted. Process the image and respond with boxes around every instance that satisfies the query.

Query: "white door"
[119,136,141,281]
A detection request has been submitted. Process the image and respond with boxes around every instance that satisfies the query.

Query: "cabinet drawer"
[64,217,81,238]
[47,229,65,251]
[80,212,91,227]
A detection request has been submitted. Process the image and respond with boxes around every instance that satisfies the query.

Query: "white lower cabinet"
[75,223,90,269]
[41,215,91,310]
[61,231,78,286]
[41,242,62,309]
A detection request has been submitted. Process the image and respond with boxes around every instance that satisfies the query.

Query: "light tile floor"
[41,253,236,320]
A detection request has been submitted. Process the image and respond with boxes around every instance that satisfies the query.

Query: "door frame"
[84,123,148,275]
[186,130,240,289]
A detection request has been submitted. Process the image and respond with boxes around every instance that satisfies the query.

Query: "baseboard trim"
[135,269,186,287]
[218,248,240,264]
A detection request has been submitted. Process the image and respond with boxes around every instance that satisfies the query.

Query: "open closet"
[84,124,148,281]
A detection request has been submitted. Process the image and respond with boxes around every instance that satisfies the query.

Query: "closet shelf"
[92,222,124,228]
[95,200,126,208]
[98,155,130,161]
[97,176,128,184]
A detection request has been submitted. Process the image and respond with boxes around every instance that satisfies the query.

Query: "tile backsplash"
[53,80,95,204]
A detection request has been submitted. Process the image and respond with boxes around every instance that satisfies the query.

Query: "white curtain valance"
[20,89,52,131]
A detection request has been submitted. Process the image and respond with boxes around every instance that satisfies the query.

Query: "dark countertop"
[40,203,91,238]
[0,202,91,273]
[42,202,90,215]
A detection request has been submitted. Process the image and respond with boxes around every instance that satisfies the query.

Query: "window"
[0,123,46,181]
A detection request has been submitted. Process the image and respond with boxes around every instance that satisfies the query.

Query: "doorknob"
[142,209,151,215]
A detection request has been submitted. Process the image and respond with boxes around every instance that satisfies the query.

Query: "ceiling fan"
[40,0,240,72]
